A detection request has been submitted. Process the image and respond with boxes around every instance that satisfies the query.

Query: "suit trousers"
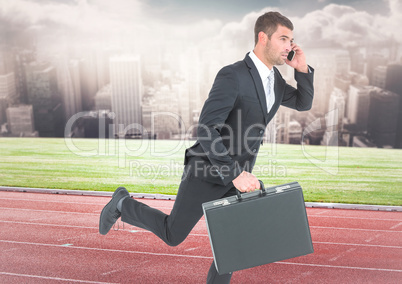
[121,163,237,283]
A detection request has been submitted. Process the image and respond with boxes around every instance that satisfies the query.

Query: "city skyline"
[0,0,402,149]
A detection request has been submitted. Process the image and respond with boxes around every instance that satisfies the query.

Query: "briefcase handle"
[236,180,266,201]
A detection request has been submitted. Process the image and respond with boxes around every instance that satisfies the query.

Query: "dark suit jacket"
[185,53,314,186]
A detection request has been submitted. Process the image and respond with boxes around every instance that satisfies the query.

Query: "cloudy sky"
[0,0,401,52]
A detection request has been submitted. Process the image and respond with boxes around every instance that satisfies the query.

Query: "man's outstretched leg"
[99,168,233,245]
[119,171,233,246]
[98,169,236,282]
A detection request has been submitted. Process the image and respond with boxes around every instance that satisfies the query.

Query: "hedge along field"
[0,137,401,206]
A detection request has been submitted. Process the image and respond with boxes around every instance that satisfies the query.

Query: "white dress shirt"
[248,51,275,113]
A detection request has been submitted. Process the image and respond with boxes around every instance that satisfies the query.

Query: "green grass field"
[0,137,401,206]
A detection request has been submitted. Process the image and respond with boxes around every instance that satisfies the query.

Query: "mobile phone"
[287,50,295,61]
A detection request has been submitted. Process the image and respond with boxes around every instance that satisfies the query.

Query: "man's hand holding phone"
[286,43,309,73]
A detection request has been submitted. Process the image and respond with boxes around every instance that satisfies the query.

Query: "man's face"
[263,25,293,67]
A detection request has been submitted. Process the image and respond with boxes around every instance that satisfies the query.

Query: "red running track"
[0,191,401,283]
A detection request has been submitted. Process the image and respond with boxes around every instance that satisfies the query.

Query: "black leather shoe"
[99,187,129,235]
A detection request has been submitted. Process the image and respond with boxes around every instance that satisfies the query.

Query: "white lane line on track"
[1,205,401,222]
[0,220,96,229]
[390,222,402,229]
[0,207,99,215]
[312,241,402,249]
[276,261,402,273]
[1,240,402,273]
[0,240,213,260]
[0,207,171,215]
[0,224,401,249]
[125,230,402,249]
[57,233,96,242]
[309,226,401,233]
[328,248,356,262]
[1,220,401,234]
[0,198,173,209]
[309,215,402,222]
[0,197,107,206]
[0,272,117,283]
[365,233,383,243]
[310,209,331,215]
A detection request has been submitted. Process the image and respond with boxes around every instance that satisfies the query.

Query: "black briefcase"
[202,181,313,275]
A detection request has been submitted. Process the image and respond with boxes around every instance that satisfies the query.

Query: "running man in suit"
[99,11,314,284]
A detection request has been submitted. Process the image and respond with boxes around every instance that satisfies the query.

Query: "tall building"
[0,98,8,126]
[142,99,153,139]
[78,48,113,111]
[96,49,111,90]
[0,49,13,75]
[334,51,351,75]
[334,74,351,93]
[366,54,387,85]
[322,88,346,146]
[110,55,142,137]
[329,88,346,131]
[184,48,204,116]
[350,72,369,86]
[171,80,191,131]
[348,48,365,74]
[274,108,291,144]
[385,64,402,149]
[0,48,36,105]
[53,56,82,123]
[79,57,98,111]
[0,72,16,101]
[372,66,387,89]
[0,49,16,111]
[25,62,64,137]
[368,88,399,148]
[142,83,181,139]
[307,49,337,113]
[6,105,37,136]
[13,49,35,104]
[347,85,372,132]
[0,72,16,126]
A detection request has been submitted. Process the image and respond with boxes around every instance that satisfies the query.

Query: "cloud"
[0,0,158,49]
[0,0,222,48]
[200,0,402,62]
[204,7,276,59]
[380,0,402,42]
[292,0,402,48]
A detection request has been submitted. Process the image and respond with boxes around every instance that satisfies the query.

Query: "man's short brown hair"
[254,11,294,45]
